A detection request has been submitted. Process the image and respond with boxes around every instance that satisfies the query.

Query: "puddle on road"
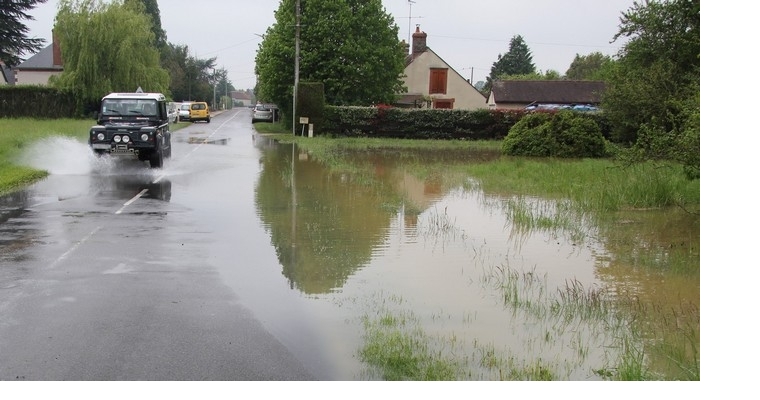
[187,137,229,145]
[252,139,699,380]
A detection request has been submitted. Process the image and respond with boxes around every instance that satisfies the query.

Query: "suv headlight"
[114,135,122,143]
[141,133,149,141]
[97,133,105,140]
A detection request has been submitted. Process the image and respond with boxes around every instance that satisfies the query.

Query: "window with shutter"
[433,99,454,109]
[429,68,448,94]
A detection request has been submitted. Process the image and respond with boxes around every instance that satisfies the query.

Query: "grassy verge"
[271,134,699,212]
[252,122,289,134]
[0,118,93,194]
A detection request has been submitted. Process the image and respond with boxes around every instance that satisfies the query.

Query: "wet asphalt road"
[0,109,316,380]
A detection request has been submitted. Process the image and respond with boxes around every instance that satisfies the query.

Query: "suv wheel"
[149,147,164,168]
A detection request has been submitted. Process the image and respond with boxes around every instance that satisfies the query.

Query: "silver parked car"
[251,103,276,123]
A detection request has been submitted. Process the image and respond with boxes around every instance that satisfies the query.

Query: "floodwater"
[2,128,699,380]
[252,138,700,380]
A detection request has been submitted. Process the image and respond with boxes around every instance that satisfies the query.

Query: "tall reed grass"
[465,158,699,212]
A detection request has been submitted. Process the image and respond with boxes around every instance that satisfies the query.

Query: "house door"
[433,99,454,109]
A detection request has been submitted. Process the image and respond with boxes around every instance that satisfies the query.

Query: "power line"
[427,34,619,49]
[197,35,264,58]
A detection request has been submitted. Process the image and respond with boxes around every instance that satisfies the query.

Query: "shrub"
[503,110,607,158]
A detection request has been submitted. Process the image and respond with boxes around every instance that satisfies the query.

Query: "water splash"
[19,136,102,175]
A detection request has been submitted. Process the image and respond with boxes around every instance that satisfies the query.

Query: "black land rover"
[88,92,172,168]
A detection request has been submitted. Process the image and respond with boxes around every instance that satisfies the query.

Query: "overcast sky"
[24,0,636,91]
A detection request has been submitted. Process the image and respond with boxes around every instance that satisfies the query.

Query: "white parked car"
[167,102,179,123]
[178,102,192,121]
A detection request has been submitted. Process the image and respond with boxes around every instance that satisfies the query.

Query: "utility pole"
[293,0,301,135]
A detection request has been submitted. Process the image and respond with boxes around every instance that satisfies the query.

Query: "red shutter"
[429,69,448,94]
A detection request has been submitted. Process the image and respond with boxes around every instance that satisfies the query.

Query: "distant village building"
[230,90,252,107]
[396,26,487,110]
[487,80,606,110]
[12,34,63,85]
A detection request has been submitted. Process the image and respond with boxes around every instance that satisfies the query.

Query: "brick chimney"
[52,30,62,67]
[412,25,427,55]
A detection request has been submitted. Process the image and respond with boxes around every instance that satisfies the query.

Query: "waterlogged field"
[256,136,699,381]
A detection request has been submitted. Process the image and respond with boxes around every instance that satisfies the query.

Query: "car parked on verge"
[178,102,191,121]
[189,101,210,123]
[167,101,179,123]
[88,91,172,168]
[251,103,276,123]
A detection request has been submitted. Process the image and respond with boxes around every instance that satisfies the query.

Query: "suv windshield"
[102,99,158,116]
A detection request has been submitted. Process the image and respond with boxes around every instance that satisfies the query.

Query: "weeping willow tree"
[50,0,169,104]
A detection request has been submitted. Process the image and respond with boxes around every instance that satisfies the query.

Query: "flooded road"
[0,109,699,380]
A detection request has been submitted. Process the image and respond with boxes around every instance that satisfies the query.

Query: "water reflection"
[253,138,699,379]
[90,173,172,202]
[255,141,397,294]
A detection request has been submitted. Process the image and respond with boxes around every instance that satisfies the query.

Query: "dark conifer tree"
[0,0,48,66]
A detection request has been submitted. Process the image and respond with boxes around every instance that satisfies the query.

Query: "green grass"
[359,311,462,380]
[359,257,699,380]
[464,158,700,212]
[276,135,699,213]
[0,118,93,194]
[252,122,290,134]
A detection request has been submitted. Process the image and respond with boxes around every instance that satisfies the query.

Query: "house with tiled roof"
[396,26,487,110]
[230,90,252,107]
[12,35,63,86]
[488,80,605,110]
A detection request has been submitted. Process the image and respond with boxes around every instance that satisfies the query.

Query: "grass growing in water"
[359,310,462,380]
[262,134,699,380]
[359,257,698,381]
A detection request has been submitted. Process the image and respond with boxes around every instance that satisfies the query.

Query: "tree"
[126,0,166,49]
[255,0,405,124]
[51,0,169,103]
[483,35,536,94]
[162,43,190,100]
[565,52,614,80]
[603,0,700,178]
[0,0,48,67]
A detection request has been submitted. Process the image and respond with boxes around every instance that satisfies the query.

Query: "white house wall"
[403,51,487,110]
[14,70,60,86]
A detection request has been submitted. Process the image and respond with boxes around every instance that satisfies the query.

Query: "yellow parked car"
[189,101,210,123]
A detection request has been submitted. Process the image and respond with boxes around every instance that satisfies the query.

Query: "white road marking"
[115,189,148,214]
[48,226,102,268]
